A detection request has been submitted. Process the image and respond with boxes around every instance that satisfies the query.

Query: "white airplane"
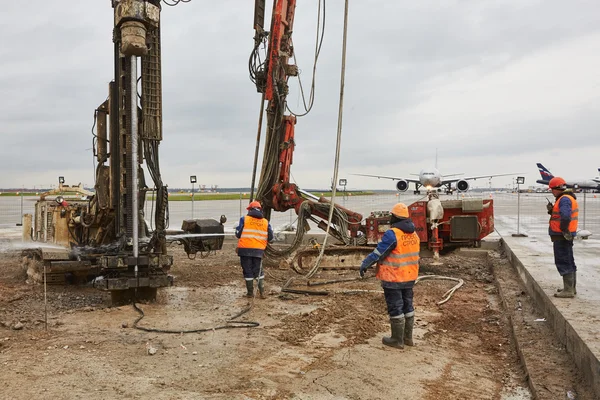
[353,167,519,195]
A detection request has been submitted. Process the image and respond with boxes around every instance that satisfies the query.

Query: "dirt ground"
[0,241,593,399]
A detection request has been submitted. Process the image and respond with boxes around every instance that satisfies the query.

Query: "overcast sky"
[1,1,599,191]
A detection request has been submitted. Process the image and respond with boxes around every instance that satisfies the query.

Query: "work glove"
[546,202,553,215]
[359,262,370,278]
[562,231,573,241]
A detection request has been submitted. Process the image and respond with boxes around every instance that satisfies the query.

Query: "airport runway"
[1,191,598,240]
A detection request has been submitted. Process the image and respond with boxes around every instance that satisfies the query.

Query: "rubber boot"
[257,278,266,299]
[404,316,415,346]
[558,271,578,295]
[382,317,405,349]
[554,273,575,298]
[245,280,254,298]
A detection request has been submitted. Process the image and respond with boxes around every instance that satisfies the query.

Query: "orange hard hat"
[391,202,409,218]
[548,177,567,190]
[247,200,262,210]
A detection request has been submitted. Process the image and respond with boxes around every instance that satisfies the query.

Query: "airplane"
[352,168,519,195]
[593,168,600,184]
[535,163,600,191]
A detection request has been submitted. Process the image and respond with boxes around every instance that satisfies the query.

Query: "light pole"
[190,175,197,219]
[512,176,527,237]
[339,178,347,205]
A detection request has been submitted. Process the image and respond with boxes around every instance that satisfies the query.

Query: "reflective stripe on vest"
[549,194,579,233]
[376,228,420,283]
[238,216,269,250]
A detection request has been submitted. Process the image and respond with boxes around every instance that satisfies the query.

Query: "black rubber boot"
[257,278,266,299]
[382,317,405,349]
[245,280,254,298]
[554,273,575,298]
[404,316,415,346]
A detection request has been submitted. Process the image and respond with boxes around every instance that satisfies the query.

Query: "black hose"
[132,301,259,334]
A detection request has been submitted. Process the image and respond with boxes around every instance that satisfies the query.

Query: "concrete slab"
[501,233,600,397]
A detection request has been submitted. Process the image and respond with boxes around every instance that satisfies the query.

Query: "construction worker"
[235,200,274,299]
[359,203,420,349]
[546,177,578,298]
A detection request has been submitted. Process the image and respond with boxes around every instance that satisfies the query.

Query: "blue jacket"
[235,208,274,258]
[361,218,417,289]
[548,191,577,237]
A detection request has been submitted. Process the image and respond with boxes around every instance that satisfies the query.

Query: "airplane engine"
[396,180,409,192]
[456,179,469,192]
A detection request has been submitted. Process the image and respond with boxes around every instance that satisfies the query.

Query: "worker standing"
[359,203,420,349]
[546,177,579,298]
[235,200,274,299]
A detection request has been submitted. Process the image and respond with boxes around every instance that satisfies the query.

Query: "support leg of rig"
[430,224,443,265]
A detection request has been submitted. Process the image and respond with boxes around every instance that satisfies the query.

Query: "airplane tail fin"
[537,163,554,181]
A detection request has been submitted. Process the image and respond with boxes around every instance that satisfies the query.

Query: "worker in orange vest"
[359,203,420,349]
[547,177,579,298]
[235,200,274,298]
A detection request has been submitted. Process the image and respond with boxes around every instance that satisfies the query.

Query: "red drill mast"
[251,0,363,244]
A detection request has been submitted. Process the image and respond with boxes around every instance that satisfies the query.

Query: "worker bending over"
[360,203,420,349]
[236,201,274,299]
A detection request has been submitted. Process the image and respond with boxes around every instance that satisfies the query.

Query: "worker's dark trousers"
[553,239,577,276]
[239,256,264,280]
[383,287,414,318]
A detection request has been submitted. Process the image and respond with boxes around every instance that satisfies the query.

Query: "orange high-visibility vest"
[550,194,579,233]
[376,228,420,283]
[238,216,269,250]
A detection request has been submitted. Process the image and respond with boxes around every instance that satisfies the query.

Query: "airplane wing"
[351,173,421,184]
[441,173,520,185]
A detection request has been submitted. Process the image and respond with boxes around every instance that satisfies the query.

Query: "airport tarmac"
[3,191,598,238]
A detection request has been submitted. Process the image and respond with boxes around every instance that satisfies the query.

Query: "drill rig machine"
[250,0,368,261]
[24,0,226,302]
[249,0,496,266]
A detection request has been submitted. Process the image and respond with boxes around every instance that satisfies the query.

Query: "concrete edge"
[489,255,541,399]
[500,238,600,398]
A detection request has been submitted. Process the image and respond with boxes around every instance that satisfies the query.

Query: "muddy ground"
[0,241,593,400]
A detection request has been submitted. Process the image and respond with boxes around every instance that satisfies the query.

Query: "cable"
[162,0,191,6]
[287,0,326,117]
[415,275,464,305]
[132,300,259,333]
[304,0,350,280]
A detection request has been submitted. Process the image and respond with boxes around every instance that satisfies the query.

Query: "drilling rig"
[249,1,496,265]
[23,0,226,302]
[250,0,367,261]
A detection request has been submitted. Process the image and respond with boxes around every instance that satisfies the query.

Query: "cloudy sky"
[1,0,599,191]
